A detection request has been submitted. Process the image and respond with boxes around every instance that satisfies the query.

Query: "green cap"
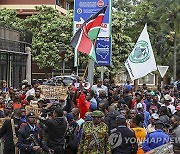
[91,110,104,117]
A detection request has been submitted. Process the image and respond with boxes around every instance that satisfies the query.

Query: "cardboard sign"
[38,85,68,100]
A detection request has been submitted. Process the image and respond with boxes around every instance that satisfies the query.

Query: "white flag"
[125,24,157,81]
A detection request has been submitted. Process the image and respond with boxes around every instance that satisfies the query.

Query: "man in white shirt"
[26,80,40,98]
[91,78,108,97]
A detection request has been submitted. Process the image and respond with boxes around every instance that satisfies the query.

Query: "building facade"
[0,0,76,82]
[0,26,31,88]
[0,0,73,17]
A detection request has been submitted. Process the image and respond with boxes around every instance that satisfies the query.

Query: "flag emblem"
[125,24,157,81]
[129,40,150,63]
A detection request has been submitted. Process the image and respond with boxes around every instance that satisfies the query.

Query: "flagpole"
[82,62,89,79]
[88,59,94,86]
[101,66,104,81]
[88,39,97,86]
[134,79,138,92]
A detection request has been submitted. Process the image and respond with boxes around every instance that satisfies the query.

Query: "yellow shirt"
[132,127,147,154]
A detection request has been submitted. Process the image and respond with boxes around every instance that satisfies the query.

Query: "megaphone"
[82,82,91,90]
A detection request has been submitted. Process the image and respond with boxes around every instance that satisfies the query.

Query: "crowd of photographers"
[0,78,179,154]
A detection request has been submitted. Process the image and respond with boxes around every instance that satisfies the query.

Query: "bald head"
[71,108,80,118]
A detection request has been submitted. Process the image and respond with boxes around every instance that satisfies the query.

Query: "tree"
[24,6,74,70]
[0,8,23,29]
[110,11,133,75]
[153,0,180,81]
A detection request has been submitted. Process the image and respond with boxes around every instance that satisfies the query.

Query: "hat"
[176,106,180,111]
[85,115,93,121]
[26,112,35,118]
[164,94,172,101]
[22,80,28,83]
[91,110,104,117]
[136,103,143,109]
[151,113,159,120]
[116,114,126,120]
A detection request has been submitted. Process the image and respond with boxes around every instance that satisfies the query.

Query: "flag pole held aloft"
[71,5,108,63]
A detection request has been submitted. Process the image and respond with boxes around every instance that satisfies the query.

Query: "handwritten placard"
[38,85,68,100]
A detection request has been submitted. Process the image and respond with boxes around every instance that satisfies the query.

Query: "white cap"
[136,103,143,109]
[151,113,159,120]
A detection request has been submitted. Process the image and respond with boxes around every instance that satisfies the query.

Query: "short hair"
[97,78,102,83]
[89,90,95,97]
[14,108,22,117]
[32,80,39,86]
[72,108,80,116]
[27,95,34,103]
[54,108,63,117]
[117,117,126,126]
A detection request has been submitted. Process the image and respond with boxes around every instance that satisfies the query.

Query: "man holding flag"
[125,24,157,81]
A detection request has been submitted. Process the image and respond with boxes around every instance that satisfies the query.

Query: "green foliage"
[24,6,73,69]
[111,11,133,74]
[0,8,24,30]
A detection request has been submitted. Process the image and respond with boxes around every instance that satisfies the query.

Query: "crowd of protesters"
[0,78,179,154]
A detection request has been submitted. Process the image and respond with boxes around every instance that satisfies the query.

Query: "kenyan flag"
[71,5,107,62]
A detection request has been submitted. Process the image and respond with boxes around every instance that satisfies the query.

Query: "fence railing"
[0,37,31,53]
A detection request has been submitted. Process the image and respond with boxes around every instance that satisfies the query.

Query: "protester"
[131,113,147,154]
[111,114,138,154]
[0,108,23,154]
[170,115,180,153]
[39,108,67,154]
[142,120,171,153]
[91,78,108,97]
[146,113,159,133]
[26,80,39,98]
[71,108,85,127]
[0,77,179,154]
[17,111,52,154]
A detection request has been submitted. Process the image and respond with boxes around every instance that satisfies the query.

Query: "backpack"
[66,123,79,152]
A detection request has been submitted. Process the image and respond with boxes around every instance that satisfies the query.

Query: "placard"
[38,85,68,100]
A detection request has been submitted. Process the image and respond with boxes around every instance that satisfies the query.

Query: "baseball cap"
[136,103,143,109]
[26,112,35,118]
[151,113,159,120]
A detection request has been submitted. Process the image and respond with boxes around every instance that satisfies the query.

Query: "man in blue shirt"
[143,120,171,153]
[124,81,132,92]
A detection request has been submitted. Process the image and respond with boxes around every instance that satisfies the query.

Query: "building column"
[25,47,31,85]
